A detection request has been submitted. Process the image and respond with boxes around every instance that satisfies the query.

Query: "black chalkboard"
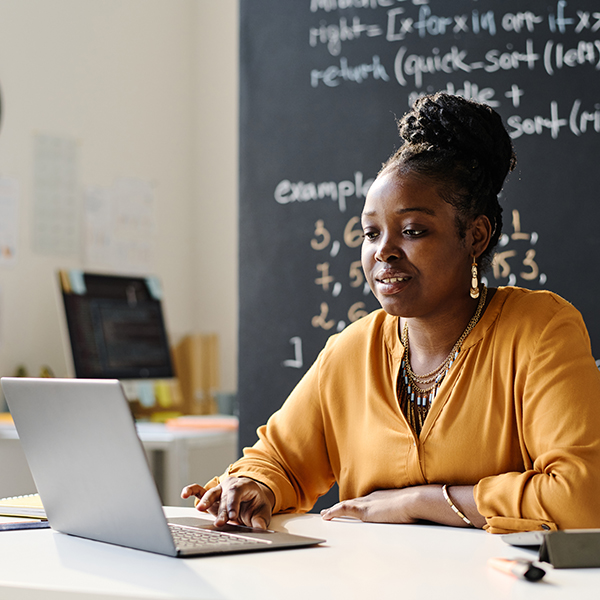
[238,0,600,475]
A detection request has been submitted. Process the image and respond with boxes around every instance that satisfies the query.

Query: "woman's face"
[361,169,475,320]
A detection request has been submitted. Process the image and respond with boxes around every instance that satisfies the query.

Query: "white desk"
[0,422,238,506]
[1,508,599,599]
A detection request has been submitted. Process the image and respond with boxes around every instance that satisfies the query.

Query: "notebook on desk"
[1,377,324,557]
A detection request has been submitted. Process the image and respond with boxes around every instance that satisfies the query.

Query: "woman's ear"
[469,215,493,258]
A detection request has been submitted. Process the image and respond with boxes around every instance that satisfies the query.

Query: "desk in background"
[0,420,238,506]
[136,423,237,505]
[1,509,600,599]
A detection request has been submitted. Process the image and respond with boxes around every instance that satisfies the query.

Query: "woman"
[182,93,600,534]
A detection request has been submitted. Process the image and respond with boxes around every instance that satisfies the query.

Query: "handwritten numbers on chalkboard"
[312,216,364,253]
[316,263,335,291]
[309,215,373,335]
[348,302,369,323]
[283,336,303,369]
[520,249,539,281]
[349,260,364,288]
[311,219,331,251]
[490,209,546,287]
[312,302,335,331]
[344,216,363,248]
[492,250,517,279]
[510,209,531,241]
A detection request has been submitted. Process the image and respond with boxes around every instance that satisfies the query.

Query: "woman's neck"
[401,288,495,376]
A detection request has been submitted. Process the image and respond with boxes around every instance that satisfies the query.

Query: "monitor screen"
[58,271,174,379]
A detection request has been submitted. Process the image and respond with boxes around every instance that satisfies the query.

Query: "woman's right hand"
[181,476,275,530]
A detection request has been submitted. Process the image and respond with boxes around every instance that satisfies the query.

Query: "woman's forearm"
[410,485,487,529]
[321,484,487,528]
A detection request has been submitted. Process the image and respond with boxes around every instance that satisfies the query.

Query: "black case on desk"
[539,530,600,569]
[504,529,600,569]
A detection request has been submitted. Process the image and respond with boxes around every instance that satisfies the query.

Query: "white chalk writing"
[394,39,539,88]
[310,0,425,13]
[274,172,374,212]
[507,99,600,139]
[311,55,389,87]
[543,39,600,75]
[309,16,383,56]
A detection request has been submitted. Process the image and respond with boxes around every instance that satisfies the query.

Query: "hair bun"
[398,93,515,195]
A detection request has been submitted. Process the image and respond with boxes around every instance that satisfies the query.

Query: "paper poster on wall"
[83,186,112,267]
[0,178,19,267]
[84,177,156,274]
[32,134,80,256]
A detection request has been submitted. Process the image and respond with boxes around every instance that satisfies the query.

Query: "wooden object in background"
[173,334,219,415]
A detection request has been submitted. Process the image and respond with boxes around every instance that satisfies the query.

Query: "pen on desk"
[488,557,546,582]
[0,520,51,531]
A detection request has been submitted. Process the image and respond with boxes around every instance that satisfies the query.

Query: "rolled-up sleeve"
[474,305,600,533]
[213,348,336,514]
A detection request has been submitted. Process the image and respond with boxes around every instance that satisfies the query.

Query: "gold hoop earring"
[470,256,480,299]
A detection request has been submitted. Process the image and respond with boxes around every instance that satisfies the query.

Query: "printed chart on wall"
[239,0,600,449]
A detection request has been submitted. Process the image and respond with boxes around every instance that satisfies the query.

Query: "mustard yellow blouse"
[220,287,600,533]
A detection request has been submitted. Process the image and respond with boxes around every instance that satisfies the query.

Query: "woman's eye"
[403,228,425,237]
[362,231,379,241]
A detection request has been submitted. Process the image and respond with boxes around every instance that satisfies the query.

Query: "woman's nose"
[374,235,400,263]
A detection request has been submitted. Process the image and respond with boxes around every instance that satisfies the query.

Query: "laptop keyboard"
[169,524,272,550]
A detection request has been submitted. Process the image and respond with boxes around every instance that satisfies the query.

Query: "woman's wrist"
[442,484,473,526]
[441,485,486,529]
[256,480,276,511]
[239,476,276,512]
[406,484,485,529]
[404,484,445,523]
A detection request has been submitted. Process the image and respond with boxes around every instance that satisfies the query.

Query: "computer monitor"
[57,271,174,380]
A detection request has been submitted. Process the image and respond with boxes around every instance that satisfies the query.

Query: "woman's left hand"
[321,488,422,524]
[320,484,485,528]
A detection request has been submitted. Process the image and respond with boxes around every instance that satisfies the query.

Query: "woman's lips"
[375,273,411,294]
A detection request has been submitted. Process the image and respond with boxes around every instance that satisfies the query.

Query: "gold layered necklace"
[398,286,487,435]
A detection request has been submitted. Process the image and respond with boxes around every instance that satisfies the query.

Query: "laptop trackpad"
[168,516,273,535]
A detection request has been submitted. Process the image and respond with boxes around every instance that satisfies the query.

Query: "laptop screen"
[57,270,174,380]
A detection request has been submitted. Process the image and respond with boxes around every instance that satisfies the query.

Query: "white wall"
[193,2,239,393]
[0,0,239,393]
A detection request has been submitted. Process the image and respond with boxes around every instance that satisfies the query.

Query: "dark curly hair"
[382,92,516,269]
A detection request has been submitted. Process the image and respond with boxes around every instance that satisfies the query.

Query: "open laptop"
[1,377,324,557]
